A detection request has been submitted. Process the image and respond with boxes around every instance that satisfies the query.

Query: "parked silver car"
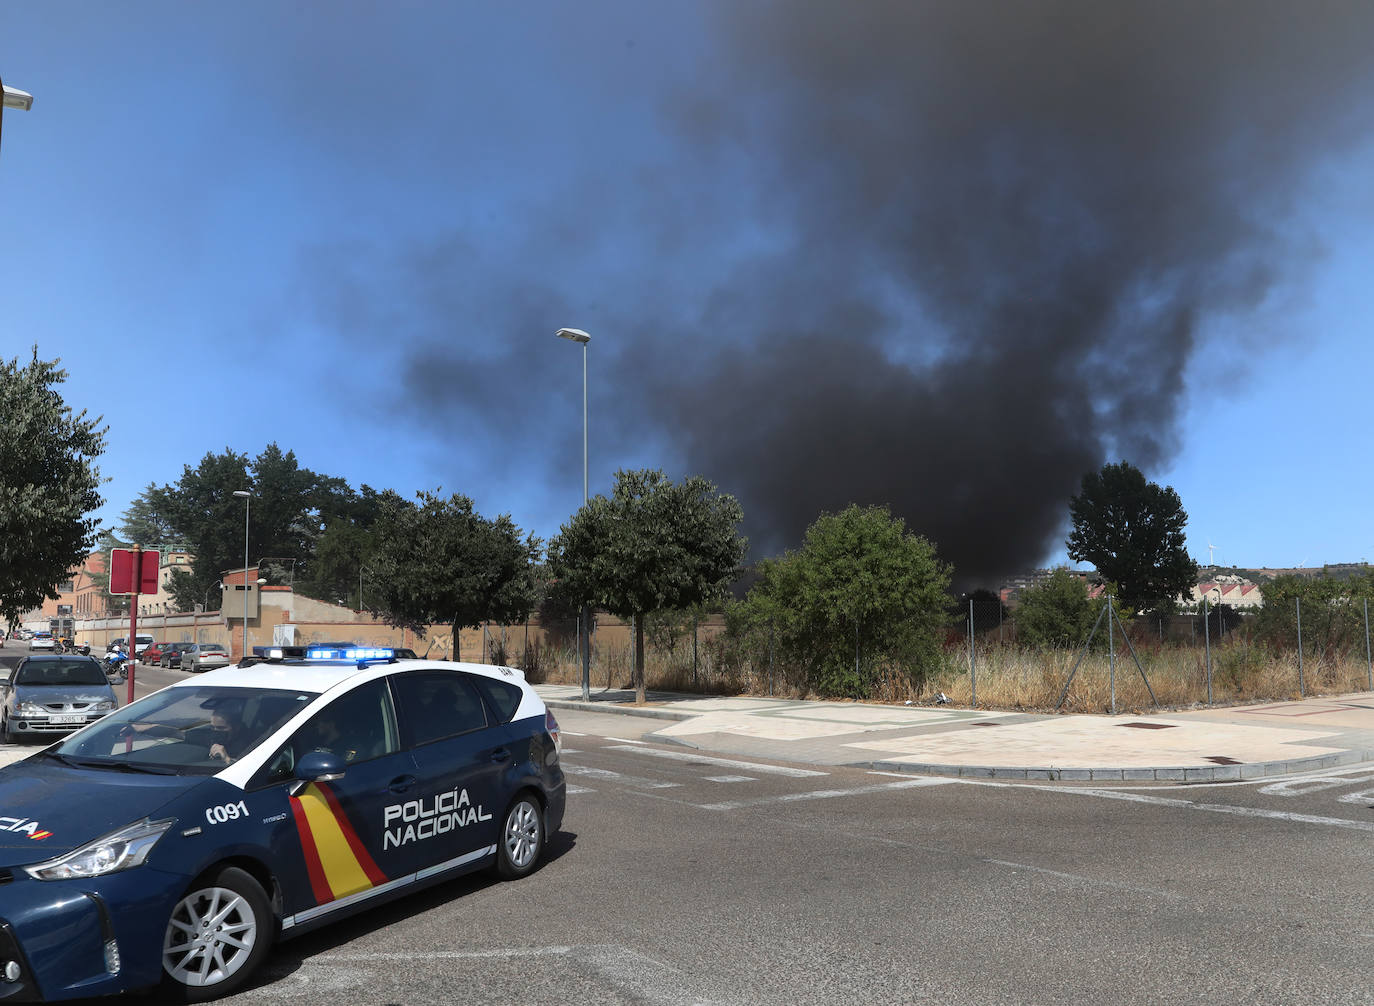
[181,641,232,672]
[1,654,119,743]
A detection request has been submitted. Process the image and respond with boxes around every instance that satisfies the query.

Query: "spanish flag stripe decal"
[292,783,377,900]
[316,782,389,886]
[289,794,334,905]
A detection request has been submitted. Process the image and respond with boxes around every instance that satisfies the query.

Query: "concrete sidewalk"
[538,685,1374,782]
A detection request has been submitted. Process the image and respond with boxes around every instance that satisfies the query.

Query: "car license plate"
[51,714,84,725]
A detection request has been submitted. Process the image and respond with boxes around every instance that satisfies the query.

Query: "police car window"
[392,671,488,746]
[303,679,398,764]
[471,675,522,723]
[251,679,400,788]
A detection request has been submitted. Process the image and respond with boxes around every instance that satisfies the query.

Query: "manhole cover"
[971,721,999,727]
[1118,722,1177,730]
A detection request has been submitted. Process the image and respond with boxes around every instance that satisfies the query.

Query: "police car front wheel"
[160,865,273,1002]
[496,793,544,880]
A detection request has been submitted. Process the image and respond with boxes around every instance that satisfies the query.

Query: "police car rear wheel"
[160,866,272,1001]
[496,793,544,879]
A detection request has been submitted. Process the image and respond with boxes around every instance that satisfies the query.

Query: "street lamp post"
[1,77,35,160]
[233,490,251,662]
[557,327,592,701]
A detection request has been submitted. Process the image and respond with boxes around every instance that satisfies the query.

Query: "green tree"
[1013,568,1099,649]
[150,449,253,611]
[0,352,107,626]
[85,484,186,613]
[548,469,747,704]
[730,505,950,698]
[114,482,184,547]
[295,485,387,606]
[1065,461,1197,613]
[150,444,367,611]
[1252,571,1374,658]
[367,490,542,639]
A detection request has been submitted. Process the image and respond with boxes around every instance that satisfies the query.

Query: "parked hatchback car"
[158,642,197,668]
[28,632,55,652]
[1,654,119,743]
[182,642,232,672]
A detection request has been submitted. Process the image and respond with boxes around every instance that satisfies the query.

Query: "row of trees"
[5,350,1226,702]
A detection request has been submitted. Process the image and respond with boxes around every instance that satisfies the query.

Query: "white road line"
[960,779,1374,833]
[559,748,581,755]
[701,777,955,811]
[605,745,828,777]
[605,736,646,744]
[566,785,594,794]
[561,731,589,737]
[704,775,757,783]
[312,947,576,961]
[981,859,1182,900]
[563,764,680,789]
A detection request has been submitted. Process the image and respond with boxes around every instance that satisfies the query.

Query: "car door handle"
[388,775,417,794]
[490,748,511,764]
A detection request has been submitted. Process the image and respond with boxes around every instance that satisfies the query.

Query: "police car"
[0,647,566,1001]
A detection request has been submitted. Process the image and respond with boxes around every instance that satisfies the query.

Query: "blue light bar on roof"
[305,647,395,661]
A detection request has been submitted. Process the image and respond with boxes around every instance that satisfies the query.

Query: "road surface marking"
[701,777,954,811]
[606,745,828,777]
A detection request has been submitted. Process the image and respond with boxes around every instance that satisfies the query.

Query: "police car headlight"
[24,818,174,881]
[14,702,45,718]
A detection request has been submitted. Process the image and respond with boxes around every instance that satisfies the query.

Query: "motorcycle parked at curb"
[103,651,128,682]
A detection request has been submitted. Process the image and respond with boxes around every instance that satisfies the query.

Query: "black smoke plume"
[327,2,1374,587]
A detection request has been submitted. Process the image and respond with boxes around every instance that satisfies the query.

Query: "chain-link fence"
[947,594,1374,712]
[520,591,1374,710]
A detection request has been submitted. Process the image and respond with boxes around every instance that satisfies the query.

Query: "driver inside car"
[208,702,252,765]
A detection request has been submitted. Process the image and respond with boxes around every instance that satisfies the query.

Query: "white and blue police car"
[0,647,565,1001]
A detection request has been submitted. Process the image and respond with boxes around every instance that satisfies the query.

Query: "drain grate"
[1118,722,1177,729]
[1205,756,1241,765]
[970,721,1000,727]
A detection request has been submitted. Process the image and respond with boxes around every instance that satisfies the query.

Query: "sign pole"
[127,544,140,706]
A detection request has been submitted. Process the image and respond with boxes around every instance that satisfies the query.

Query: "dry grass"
[902,642,1372,713]
[538,637,1374,712]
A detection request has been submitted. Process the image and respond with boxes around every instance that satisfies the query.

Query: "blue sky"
[4,3,1374,581]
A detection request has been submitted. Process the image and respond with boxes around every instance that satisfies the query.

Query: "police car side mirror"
[296,750,346,783]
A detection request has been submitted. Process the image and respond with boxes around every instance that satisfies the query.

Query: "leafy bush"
[728,505,951,698]
[1014,569,1099,649]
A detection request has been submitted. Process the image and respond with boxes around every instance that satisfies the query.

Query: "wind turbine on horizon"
[1207,541,1217,566]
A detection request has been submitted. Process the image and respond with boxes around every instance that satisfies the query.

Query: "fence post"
[1108,595,1116,715]
[1203,596,1213,705]
[692,612,699,686]
[1296,597,1305,697]
[1365,598,1372,691]
[968,598,977,708]
[769,619,775,697]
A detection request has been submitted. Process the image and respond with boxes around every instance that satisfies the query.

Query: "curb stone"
[544,699,695,722]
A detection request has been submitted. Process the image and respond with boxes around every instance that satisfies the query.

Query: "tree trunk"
[634,612,646,705]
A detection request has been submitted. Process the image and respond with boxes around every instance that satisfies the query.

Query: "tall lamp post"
[1,78,35,160]
[557,327,592,700]
[233,490,251,662]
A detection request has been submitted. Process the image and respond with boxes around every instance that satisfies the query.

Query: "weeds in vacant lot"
[538,635,1373,711]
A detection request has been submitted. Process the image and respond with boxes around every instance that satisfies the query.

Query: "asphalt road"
[3,669,1369,1004]
[238,710,1371,1006]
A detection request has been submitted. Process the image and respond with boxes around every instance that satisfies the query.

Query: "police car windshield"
[52,685,319,774]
